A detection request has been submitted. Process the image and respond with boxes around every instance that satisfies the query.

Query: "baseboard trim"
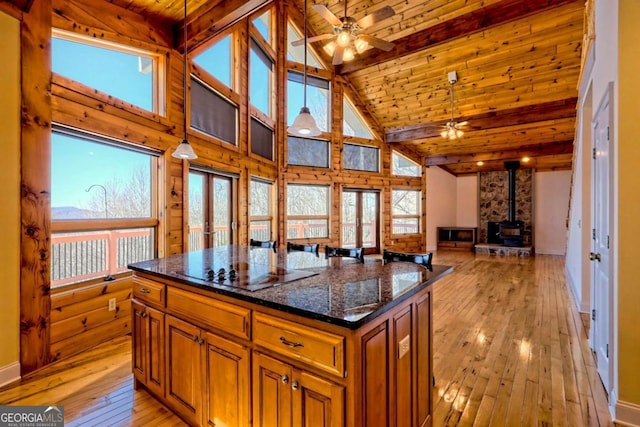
[0,361,20,388]
[535,249,566,256]
[616,400,640,427]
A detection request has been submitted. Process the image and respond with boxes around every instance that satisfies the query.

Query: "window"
[250,39,274,117]
[288,136,329,168]
[251,118,274,161]
[252,10,272,44]
[193,34,233,88]
[343,143,379,172]
[287,71,330,132]
[250,179,274,241]
[287,22,323,68]
[52,31,163,114]
[191,78,238,145]
[391,189,421,234]
[343,96,373,139]
[51,129,158,288]
[287,184,329,239]
[392,151,422,177]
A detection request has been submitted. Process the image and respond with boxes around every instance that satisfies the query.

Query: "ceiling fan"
[291,1,396,65]
[441,71,468,140]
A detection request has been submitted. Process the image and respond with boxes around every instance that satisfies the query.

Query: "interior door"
[342,190,380,254]
[591,84,612,393]
[188,171,236,251]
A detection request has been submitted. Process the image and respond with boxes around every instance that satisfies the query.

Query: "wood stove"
[498,161,524,247]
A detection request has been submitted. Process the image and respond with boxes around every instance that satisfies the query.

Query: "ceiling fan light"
[440,129,448,138]
[323,41,336,55]
[343,47,355,61]
[456,129,464,138]
[354,38,368,53]
[288,106,322,137]
[337,30,351,47]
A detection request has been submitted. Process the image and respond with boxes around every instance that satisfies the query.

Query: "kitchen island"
[129,246,451,427]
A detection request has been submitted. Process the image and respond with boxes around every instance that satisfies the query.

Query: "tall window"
[51,129,158,288]
[250,39,273,117]
[287,184,330,239]
[392,151,422,177]
[287,71,330,133]
[250,178,274,241]
[391,189,421,234]
[52,30,163,114]
[194,34,233,88]
[191,78,238,145]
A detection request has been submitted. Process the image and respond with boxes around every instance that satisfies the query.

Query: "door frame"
[590,81,614,397]
[342,188,381,254]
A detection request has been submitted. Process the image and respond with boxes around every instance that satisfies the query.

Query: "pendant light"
[288,0,322,137]
[172,0,198,159]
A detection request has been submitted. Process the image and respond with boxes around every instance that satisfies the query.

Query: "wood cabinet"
[437,227,477,250]
[253,352,344,427]
[131,299,164,398]
[131,271,434,427]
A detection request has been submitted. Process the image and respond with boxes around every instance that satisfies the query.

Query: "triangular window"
[343,96,373,139]
[193,34,233,88]
[287,22,324,69]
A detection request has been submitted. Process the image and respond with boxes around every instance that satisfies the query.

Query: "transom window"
[250,178,274,241]
[252,10,272,44]
[343,96,373,139]
[343,143,379,172]
[392,151,422,177]
[288,136,330,168]
[391,189,422,235]
[51,128,158,288]
[193,34,233,88]
[52,30,163,114]
[287,184,330,239]
[287,71,330,133]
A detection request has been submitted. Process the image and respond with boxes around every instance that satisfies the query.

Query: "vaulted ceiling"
[20,0,584,175]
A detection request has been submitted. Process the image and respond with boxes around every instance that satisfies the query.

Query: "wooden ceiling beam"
[176,0,273,52]
[424,140,574,166]
[338,0,580,75]
[443,153,573,175]
[385,97,578,143]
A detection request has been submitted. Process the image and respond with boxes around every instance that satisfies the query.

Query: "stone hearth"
[474,243,534,256]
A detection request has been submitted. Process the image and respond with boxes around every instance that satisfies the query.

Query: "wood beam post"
[20,0,52,374]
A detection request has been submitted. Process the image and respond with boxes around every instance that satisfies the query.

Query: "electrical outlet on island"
[108,297,116,312]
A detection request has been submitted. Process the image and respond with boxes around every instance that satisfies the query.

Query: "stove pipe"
[504,161,520,222]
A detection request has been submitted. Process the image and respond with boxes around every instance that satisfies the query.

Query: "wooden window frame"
[391,150,423,177]
[286,184,331,240]
[390,188,422,236]
[249,177,275,241]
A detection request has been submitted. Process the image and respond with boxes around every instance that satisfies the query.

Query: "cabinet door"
[145,306,165,397]
[204,331,250,427]
[293,370,344,427]
[253,352,293,427]
[131,300,147,386]
[165,315,203,426]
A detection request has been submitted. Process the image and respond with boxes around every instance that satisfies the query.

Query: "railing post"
[108,230,117,275]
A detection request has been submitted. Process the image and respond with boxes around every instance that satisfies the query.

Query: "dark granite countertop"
[129,245,452,329]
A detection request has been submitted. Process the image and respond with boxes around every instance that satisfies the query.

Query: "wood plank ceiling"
[95,0,585,175]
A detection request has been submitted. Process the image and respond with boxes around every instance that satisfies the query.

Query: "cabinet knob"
[141,312,147,318]
[139,288,151,294]
[291,381,299,391]
[192,335,199,342]
[281,375,289,384]
[199,338,205,345]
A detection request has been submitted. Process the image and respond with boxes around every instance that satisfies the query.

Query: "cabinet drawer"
[133,277,165,307]
[167,287,250,340]
[253,312,345,377]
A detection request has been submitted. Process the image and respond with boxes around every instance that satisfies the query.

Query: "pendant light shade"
[289,107,321,136]
[288,0,322,137]
[172,0,198,160]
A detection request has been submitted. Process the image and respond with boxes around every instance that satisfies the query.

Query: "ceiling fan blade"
[312,4,342,26]
[356,6,395,29]
[332,45,345,65]
[457,121,469,127]
[291,33,335,46]
[358,34,395,52]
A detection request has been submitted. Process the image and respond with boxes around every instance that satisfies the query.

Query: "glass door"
[342,190,380,254]
[188,171,236,251]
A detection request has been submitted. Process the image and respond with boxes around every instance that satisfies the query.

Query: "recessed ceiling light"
[476,161,484,166]
[522,156,531,163]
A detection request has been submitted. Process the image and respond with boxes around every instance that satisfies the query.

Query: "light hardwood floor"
[0,251,613,426]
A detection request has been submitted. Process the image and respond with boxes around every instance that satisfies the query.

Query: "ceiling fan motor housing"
[448,70,458,84]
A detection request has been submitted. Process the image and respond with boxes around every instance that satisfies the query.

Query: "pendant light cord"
[183,0,188,139]
[303,0,308,108]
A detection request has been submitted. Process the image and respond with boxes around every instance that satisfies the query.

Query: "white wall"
[456,175,478,227]
[425,166,457,251]
[534,171,572,255]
